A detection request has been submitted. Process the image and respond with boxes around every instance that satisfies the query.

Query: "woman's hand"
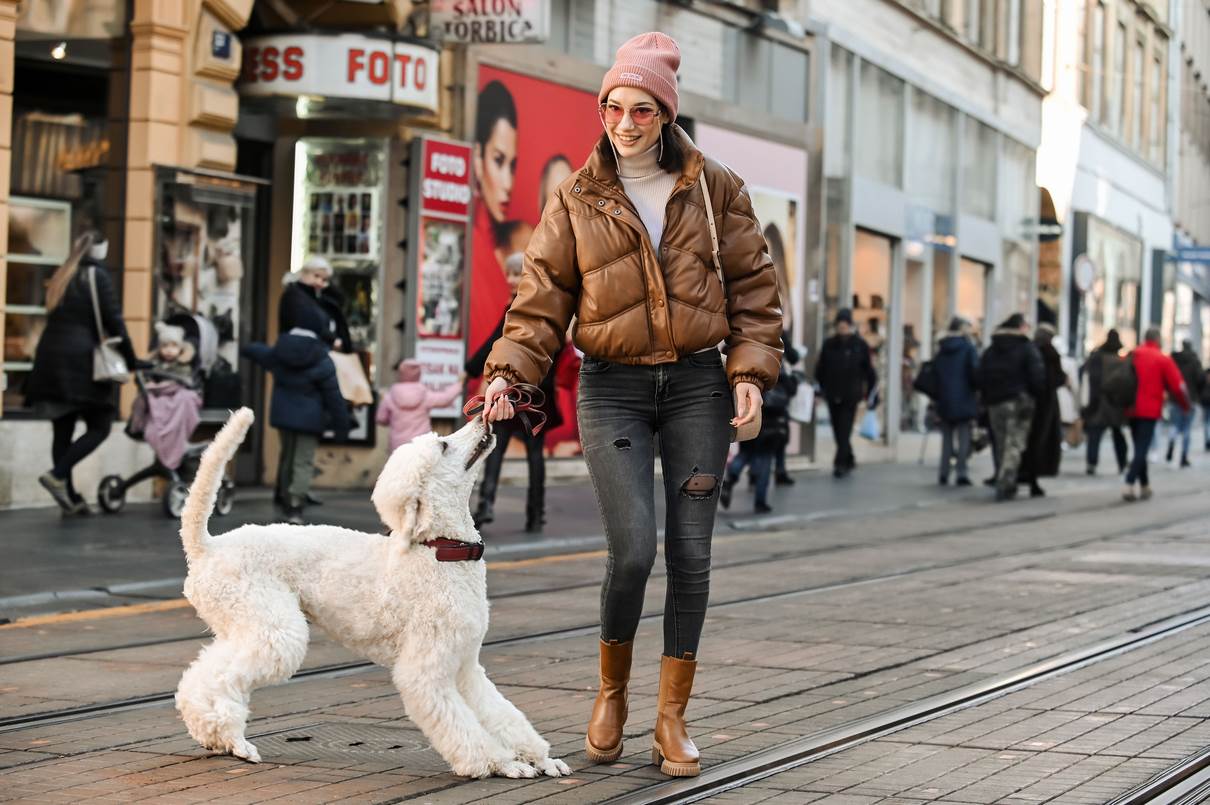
[482,376,514,422]
[731,381,762,429]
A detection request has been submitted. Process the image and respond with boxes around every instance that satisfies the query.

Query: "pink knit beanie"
[398,358,422,383]
[598,32,681,121]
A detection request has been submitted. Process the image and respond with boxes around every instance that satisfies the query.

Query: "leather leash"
[462,382,548,436]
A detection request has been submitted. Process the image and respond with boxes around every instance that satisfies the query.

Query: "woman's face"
[475,119,517,223]
[299,269,330,290]
[540,160,572,213]
[603,87,665,159]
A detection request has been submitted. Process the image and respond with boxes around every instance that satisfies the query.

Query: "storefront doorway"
[854,229,892,438]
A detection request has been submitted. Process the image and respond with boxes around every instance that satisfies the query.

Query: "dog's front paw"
[533,756,572,777]
[492,759,539,779]
[230,739,261,764]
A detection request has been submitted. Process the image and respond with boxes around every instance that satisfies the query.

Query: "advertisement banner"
[468,66,600,455]
[412,137,474,417]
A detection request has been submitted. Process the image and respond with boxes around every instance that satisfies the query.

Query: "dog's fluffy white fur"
[174,409,570,779]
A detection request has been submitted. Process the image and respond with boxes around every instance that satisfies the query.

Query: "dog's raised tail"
[180,407,254,563]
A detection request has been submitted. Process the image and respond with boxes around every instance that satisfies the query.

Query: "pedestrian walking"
[477,31,782,778]
[1018,323,1067,497]
[376,359,464,454]
[774,343,802,485]
[721,342,798,513]
[279,256,344,350]
[1165,340,1203,468]
[933,317,978,486]
[1080,329,1128,475]
[26,232,140,515]
[1121,327,1191,501]
[816,308,878,478]
[977,313,1045,501]
[243,328,351,524]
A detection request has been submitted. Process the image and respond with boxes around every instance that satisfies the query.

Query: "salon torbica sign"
[431,0,550,43]
[240,34,439,113]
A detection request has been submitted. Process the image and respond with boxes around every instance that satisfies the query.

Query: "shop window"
[961,119,997,220]
[153,168,260,414]
[823,177,850,330]
[854,229,893,438]
[932,249,952,341]
[855,62,903,187]
[908,90,957,213]
[1083,216,1141,355]
[957,257,989,340]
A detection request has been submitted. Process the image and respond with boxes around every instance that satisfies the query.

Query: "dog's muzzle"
[465,429,494,470]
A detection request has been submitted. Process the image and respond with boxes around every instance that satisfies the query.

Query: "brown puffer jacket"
[484,125,783,391]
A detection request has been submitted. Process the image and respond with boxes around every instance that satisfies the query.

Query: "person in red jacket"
[1123,327,1191,501]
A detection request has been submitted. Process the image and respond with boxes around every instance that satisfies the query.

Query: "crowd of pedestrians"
[914,312,1200,504]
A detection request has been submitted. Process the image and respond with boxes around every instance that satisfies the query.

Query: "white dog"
[174,408,570,779]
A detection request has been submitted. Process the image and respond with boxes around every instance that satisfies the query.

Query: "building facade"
[811,0,1047,448]
[0,0,818,507]
[1036,0,1175,362]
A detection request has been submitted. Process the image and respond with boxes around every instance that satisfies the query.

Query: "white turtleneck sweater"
[616,143,678,253]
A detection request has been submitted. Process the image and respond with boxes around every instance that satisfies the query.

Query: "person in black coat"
[1018,323,1067,497]
[720,343,799,513]
[26,233,140,515]
[278,257,349,350]
[1080,329,1128,475]
[933,317,979,486]
[465,290,564,533]
[815,308,877,478]
[977,313,1045,501]
[243,330,351,524]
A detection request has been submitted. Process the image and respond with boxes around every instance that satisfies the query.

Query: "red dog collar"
[420,538,485,562]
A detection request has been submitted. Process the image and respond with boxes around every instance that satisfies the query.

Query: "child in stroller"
[97,319,235,517]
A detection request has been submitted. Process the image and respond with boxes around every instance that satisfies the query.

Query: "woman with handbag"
[26,231,140,514]
[478,32,783,778]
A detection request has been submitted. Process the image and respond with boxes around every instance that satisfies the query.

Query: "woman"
[27,231,139,514]
[933,317,979,486]
[1019,323,1066,497]
[279,256,344,349]
[479,32,782,777]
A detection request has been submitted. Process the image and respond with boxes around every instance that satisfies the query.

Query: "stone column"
[0,0,16,420]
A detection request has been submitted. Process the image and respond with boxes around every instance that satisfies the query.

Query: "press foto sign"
[431,0,550,43]
[240,34,439,112]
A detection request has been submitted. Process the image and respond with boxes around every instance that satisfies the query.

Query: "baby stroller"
[97,314,236,518]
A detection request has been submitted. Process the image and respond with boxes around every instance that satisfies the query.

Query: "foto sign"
[240,34,439,113]
[431,0,550,43]
[419,138,473,219]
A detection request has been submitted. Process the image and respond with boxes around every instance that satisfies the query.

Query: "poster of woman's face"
[417,219,464,338]
[467,68,600,453]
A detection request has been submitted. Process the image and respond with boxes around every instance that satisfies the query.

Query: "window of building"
[1091,2,1105,122]
[856,62,904,187]
[1076,0,1088,106]
[908,91,957,212]
[1109,20,1126,136]
[1131,38,1144,150]
[961,118,997,220]
[826,47,853,179]
[1005,0,1022,66]
[1150,47,1166,164]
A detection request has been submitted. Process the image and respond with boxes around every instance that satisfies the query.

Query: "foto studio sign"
[431,0,550,44]
[240,34,440,113]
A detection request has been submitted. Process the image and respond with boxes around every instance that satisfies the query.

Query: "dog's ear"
[372,432,442,538]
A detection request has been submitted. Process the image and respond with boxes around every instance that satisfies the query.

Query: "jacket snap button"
[613,209,622,215]
[657,299,665,307]
[574,186,581,193]
[597,199,605,206]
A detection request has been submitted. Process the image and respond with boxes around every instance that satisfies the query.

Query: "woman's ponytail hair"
[45,231,95,312]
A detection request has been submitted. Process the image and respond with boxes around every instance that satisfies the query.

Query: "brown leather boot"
[651,653,700,777]
[585,639,632,762]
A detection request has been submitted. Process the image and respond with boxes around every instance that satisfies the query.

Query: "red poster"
[469,66,600,453]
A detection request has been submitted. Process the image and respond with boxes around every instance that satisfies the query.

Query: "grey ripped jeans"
[577,351,733,659]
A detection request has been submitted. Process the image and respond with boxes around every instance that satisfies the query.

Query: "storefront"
[1068,212,1144,356]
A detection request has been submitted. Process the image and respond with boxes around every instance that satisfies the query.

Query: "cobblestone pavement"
[1,461,1209,803]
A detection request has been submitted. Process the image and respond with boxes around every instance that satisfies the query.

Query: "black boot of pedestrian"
[775,472,795,486]
[472,500,494,528]
[1029,481,1046,498]
[525,505,545,533]
[284,496,305,525]
[754,501,773,514]
[1166,441,1174,462]
[719,477,734,509]
[1181,455,1191,468]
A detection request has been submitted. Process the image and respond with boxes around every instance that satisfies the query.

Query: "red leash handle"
[463,382,547,436]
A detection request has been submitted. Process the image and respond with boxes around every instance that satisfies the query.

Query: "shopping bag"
[330,351,373,406]
[858,408,881,441]
[789,382,814,423]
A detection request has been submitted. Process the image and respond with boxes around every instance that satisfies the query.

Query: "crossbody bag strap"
[698,171,723,285]
[87,265,110,342]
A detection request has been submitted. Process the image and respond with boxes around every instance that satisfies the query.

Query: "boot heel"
[652,740,699,777]
[651,744,662,765]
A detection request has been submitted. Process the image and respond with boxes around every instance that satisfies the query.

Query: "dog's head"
[371,416,496,544]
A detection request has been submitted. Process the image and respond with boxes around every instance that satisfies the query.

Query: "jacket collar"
[579,124,705,195]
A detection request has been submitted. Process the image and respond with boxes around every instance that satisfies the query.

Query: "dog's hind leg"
[392,659,538,779]
[176,610,308,763]
[457,658,571,777]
